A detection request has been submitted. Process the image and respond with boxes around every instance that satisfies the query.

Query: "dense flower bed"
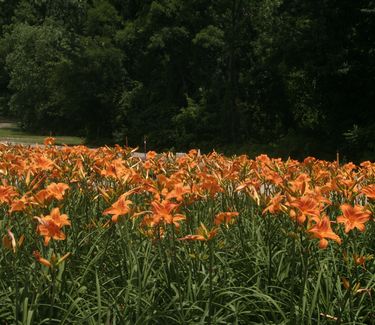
[0,140,374,323]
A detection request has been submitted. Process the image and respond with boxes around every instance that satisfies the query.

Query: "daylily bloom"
[46,182,69,200]
[353,254,367,267]
[32,154,54,170]
[361,184,375,200]
[288,195,320,224]
[49,207,71,228]
[0,185,18,204]
[33,189,50,206]
[9,196,28,213]
[165,183,191,202]
[35,208,70,245]
[2,229,17,253]
[103,194,132,222]
[35,218,66,245]
[33,251,52,268]
[263,193,285,215]
[337,204,371,233]
[146,151,157,160]
[44,137,56,146]
[150,200,185,228]
[288,173,311,195]
[214,212,239,226]
[308,215,342,249]
[179,223,218,242]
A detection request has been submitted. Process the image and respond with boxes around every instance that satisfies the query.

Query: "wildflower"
[35,208,70,245]
[103,194,132,222]
[288,173,311,195]
[361,184,375,200]
[337,204,371,233]
[263,193,285,215]
[0,185,18,204]
[198,173,224,197]
[150,200,185,228]
[179,223,218,242]
[308,215,342,249]
[214,212,239,226]
[9,196,28,213]
[165,183,191,202]
[44,137,56,146]
[288,195,320,224]
[353,254,367,267]
[143,160,152,169]
[33,189,50,206]
[2,229,17,253]
[146,151,157,160]
[33,251,52,268]
[31,154,54,170]
[46,182,69,200]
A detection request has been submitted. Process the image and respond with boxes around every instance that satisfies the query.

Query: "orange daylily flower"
[235,181,260,205]
[2,229,17,253]
[146,151,157,160]
[35,208,70,245]
[35,218,66,245]
[0,185,18,204]
[165,183,191,202]
[178,223,218,242]
[33,189,50,206]
[263,193,285,214]
[49,207,71,227]
[46,182,69,200]
[44,137,56,146]
[33,251,52,268]
[308,215,342,249]
[337,204,371,233]
[198,173,224,197]
[214,212,239,226]
[140,215,166,239]
[361,184,375,200]
[353,254,367,267]
[103,194,132,222]
[288,195,320,224]
[32,154,54,170]
[288,173,311,195]
[150,200,185,228]
[9,196,28,213]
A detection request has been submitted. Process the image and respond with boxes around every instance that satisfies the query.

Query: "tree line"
[0,0,374,161]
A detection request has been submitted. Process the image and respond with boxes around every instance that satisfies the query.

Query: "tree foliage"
[0,0,374,160]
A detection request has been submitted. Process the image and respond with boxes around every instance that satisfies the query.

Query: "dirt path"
[0,122,16,128]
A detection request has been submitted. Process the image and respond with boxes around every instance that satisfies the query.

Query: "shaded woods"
[0,1,374,160]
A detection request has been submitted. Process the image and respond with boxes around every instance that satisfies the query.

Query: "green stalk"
[169,223,177,281]
[336,286,351,325]
[49,266,57,323]
[289,221,298,322]
[13,254,19,324]
[265,214,273,290]
[207,240,214,325]
[297,232,309,324]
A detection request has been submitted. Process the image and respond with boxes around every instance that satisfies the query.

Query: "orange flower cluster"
[0,142,373,251]
[236,155,374,248]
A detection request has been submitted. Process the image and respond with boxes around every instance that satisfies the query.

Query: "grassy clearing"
[0,146,374,324]
[0,122,83,145]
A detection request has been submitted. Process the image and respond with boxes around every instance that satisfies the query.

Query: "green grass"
[0,122,84,146]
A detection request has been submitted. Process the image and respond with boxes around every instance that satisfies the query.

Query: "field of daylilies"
[0,139,374,324]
